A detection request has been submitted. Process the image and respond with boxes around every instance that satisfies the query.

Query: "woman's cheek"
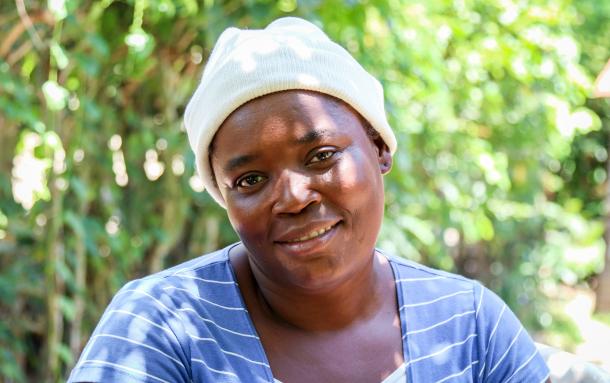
[330,151,378,198]
[228,206,264,244]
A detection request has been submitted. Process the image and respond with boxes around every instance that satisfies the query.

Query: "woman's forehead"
[210,90,365,153]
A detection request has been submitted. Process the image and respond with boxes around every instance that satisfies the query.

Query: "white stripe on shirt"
[93,334,185,368]
[405,310,475,337]
[434,360,479,383]
[407,333,478,366]
[187,332,270,367]
[475,286,485,319]
[486,305,507,353]
[109,309,176,336]
[400,290,471,309]
[115,289,182,318]
[171,273,237,285]
[177,307,260,338]
[191,358,238,377]
[479,304,508,378]
[163,286,245,311]
[504,348,539,383]
[488,327,524,377]
[396,276,447,282]
[111,290,257,340]
[78,360,171,383]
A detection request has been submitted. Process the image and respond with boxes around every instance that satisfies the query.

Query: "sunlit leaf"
[48,0,68,21]
[42,81,69,111]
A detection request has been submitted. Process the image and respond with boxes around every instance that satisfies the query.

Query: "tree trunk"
[44,170,64,381]
[69,199,89,360]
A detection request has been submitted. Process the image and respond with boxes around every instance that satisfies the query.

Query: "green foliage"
[0,0,608,381]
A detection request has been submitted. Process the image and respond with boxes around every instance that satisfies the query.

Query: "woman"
[69,17,550,382]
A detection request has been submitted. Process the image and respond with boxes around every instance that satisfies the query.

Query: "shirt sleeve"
[473,282,550,383]
[67,279,191,383]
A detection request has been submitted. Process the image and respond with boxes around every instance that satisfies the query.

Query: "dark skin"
[210,90,403,382]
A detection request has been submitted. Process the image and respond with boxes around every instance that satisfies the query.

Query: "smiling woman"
[68,17,551,383]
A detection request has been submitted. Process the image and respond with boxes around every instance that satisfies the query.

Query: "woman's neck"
[244,249,392,332]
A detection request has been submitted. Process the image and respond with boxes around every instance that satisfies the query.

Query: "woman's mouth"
[284,224,336,243]
[275,222,340,256]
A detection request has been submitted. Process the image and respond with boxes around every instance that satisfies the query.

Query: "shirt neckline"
[223,244,409,383]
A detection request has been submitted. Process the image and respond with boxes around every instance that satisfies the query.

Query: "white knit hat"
[184,17,397,208]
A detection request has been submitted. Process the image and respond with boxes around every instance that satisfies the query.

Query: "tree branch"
[15,0,46,51]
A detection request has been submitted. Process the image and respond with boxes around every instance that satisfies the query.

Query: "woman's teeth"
[287,224,334,243]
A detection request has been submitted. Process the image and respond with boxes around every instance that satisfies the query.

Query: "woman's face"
[211,90,392,291]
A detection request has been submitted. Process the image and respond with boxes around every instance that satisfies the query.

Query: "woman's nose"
[271,170,321,215]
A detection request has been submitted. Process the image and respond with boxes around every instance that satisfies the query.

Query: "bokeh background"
[1,0,610,381]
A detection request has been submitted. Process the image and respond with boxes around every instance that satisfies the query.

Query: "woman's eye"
[310,150,335,163]
[236,174,265,188]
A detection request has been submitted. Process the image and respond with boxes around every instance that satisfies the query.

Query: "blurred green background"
[1,0,610,381]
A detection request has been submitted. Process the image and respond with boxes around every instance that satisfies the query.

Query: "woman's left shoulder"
[382,250,551,382]
[381,249,477,294]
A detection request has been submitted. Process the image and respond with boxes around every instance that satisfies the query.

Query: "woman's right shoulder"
[67,244,246,383]
[109,243,240,311]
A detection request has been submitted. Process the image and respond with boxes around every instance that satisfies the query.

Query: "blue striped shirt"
[69,244,549,382]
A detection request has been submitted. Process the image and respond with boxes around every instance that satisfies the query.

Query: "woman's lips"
[275,222,340,255]
[281,224,336,243]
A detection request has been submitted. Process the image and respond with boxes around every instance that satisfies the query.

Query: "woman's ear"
[372,135,393,175]
[361,118,392,174]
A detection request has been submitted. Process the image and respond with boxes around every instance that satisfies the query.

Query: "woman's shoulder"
[121,243,238,294]
[68,243,265,382]
[103,243,243,325]
[381,249,476,291]
[143,243,237,282]
[382,250,550,382]
[382,250,513,324]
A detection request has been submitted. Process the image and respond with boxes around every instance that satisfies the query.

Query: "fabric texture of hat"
[184,16,397,208]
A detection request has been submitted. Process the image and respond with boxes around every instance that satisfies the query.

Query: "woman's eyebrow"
[293,129,325,145]
[225,154,258,172]
[224,130,329,172]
